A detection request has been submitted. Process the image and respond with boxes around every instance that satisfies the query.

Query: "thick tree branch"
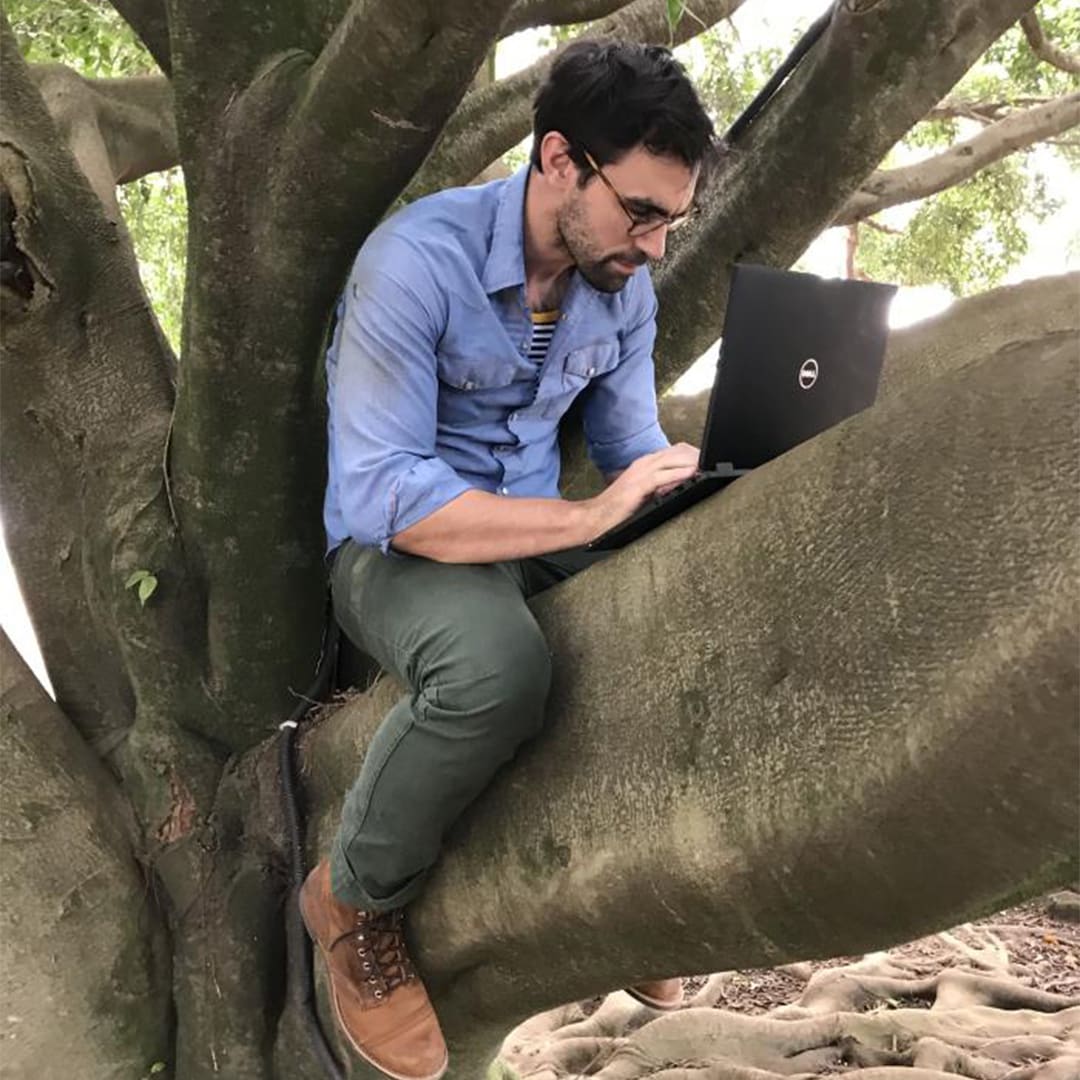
[283,0,513,237]
[927,95,1052,123]
[407,0,746,202]
[0,630,172,1076]
[302,329,1079,1076]
[1020,10,1080,75]
[878,271,1080,401]
[1,16,196,753]
[834,91,1080,226]
[501,0,633,35]
[648,0,1040,395]
[106,0,172,76]
[28,64,178,216]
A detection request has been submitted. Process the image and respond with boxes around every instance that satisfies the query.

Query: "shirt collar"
[482,165,531,295]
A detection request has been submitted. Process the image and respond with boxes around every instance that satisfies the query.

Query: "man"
[300,40,718,1080]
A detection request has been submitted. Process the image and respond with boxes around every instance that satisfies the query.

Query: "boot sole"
[300,895,449,1080]
[624,985,685,1011]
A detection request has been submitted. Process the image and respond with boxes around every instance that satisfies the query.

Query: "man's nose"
[635,224,668,262]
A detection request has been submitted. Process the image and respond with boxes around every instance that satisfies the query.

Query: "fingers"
[650,443,699,467]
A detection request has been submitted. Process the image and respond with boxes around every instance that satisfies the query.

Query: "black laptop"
[585,263,897,551]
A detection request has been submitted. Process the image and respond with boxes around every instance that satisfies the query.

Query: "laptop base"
[585,466,749,552]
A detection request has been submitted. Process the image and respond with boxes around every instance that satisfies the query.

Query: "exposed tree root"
[497,911,1080,1080]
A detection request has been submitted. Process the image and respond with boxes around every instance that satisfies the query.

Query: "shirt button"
[500,486,509,495]
[586,366,596,376]
[509,412,518,422]
[463,380,475,390]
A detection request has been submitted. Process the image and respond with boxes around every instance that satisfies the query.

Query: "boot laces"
[352,909,416,999]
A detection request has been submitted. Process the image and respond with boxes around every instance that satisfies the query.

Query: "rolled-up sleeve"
[580,272,670,475]
[330,257,472,554]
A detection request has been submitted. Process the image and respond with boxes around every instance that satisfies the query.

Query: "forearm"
[391,489,597,563]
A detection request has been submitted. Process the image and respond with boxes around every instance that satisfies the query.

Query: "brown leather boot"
[299,860,448,1080]
[625,978,684,1010]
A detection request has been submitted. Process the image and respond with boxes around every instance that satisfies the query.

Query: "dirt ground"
[679,891,1080,1017]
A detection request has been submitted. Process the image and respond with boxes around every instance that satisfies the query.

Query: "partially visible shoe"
[625,978,685,1010]
[299,860,448,1080]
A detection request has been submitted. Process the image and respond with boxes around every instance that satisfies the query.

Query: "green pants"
[328,540,607,911]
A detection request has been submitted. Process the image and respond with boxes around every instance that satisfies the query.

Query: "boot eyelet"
[374,990,383,999]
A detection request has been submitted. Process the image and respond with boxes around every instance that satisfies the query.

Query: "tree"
[0,2,1077,1078]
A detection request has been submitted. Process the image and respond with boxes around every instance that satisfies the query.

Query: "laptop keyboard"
[639,475,699,513]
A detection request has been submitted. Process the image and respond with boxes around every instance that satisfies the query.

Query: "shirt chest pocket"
[436,352,518,392]
[563,342,620,383]
[540,342,620,419]
[435,350,535,420]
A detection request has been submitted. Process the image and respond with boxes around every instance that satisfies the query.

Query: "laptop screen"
[698,264,896,471]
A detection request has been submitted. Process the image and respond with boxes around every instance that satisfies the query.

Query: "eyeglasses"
[581,149,698,237]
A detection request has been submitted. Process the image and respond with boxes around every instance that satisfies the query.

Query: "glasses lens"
[629,218,664,237]
[628,208,696,236]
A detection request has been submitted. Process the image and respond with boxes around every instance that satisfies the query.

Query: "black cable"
[279,605,344,1080]
[723,2,836,146]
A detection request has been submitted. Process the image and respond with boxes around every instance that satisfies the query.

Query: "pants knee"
[433,620,552,741]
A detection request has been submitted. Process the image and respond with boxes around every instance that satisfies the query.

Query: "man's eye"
[631,207,665,224]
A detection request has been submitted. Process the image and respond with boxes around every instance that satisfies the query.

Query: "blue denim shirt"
[323,166,670,554]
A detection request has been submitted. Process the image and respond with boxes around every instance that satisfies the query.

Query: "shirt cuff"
[588,421,670,476]
[381,457,473,555]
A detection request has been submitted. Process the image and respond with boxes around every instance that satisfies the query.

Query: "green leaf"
[125,569,149,589]
[137,575,158,606]
[666,0,685,37]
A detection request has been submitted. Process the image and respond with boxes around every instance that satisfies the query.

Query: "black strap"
[724,2,836,146]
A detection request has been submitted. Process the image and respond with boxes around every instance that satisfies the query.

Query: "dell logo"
[798,358,819,390]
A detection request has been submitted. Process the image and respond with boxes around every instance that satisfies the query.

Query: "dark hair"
[531,40,719,182]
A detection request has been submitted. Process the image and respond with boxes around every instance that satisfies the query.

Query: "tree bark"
[0,16,185,753]
[299,329,1079,1077]
[27,65,178,217]
[1020,10,1080,75]
[106,0,173,76]
[0,631,172,1079]
[833,92,1080,226]
[502,0,634,35]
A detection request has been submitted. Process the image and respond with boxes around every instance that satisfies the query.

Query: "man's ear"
[539,131,579,190]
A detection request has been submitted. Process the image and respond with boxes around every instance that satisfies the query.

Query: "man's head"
[530,40,718,293]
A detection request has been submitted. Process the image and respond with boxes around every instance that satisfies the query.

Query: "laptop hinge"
[710,462,752,478]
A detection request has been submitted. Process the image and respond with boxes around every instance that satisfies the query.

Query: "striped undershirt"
[527,309,559,365]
